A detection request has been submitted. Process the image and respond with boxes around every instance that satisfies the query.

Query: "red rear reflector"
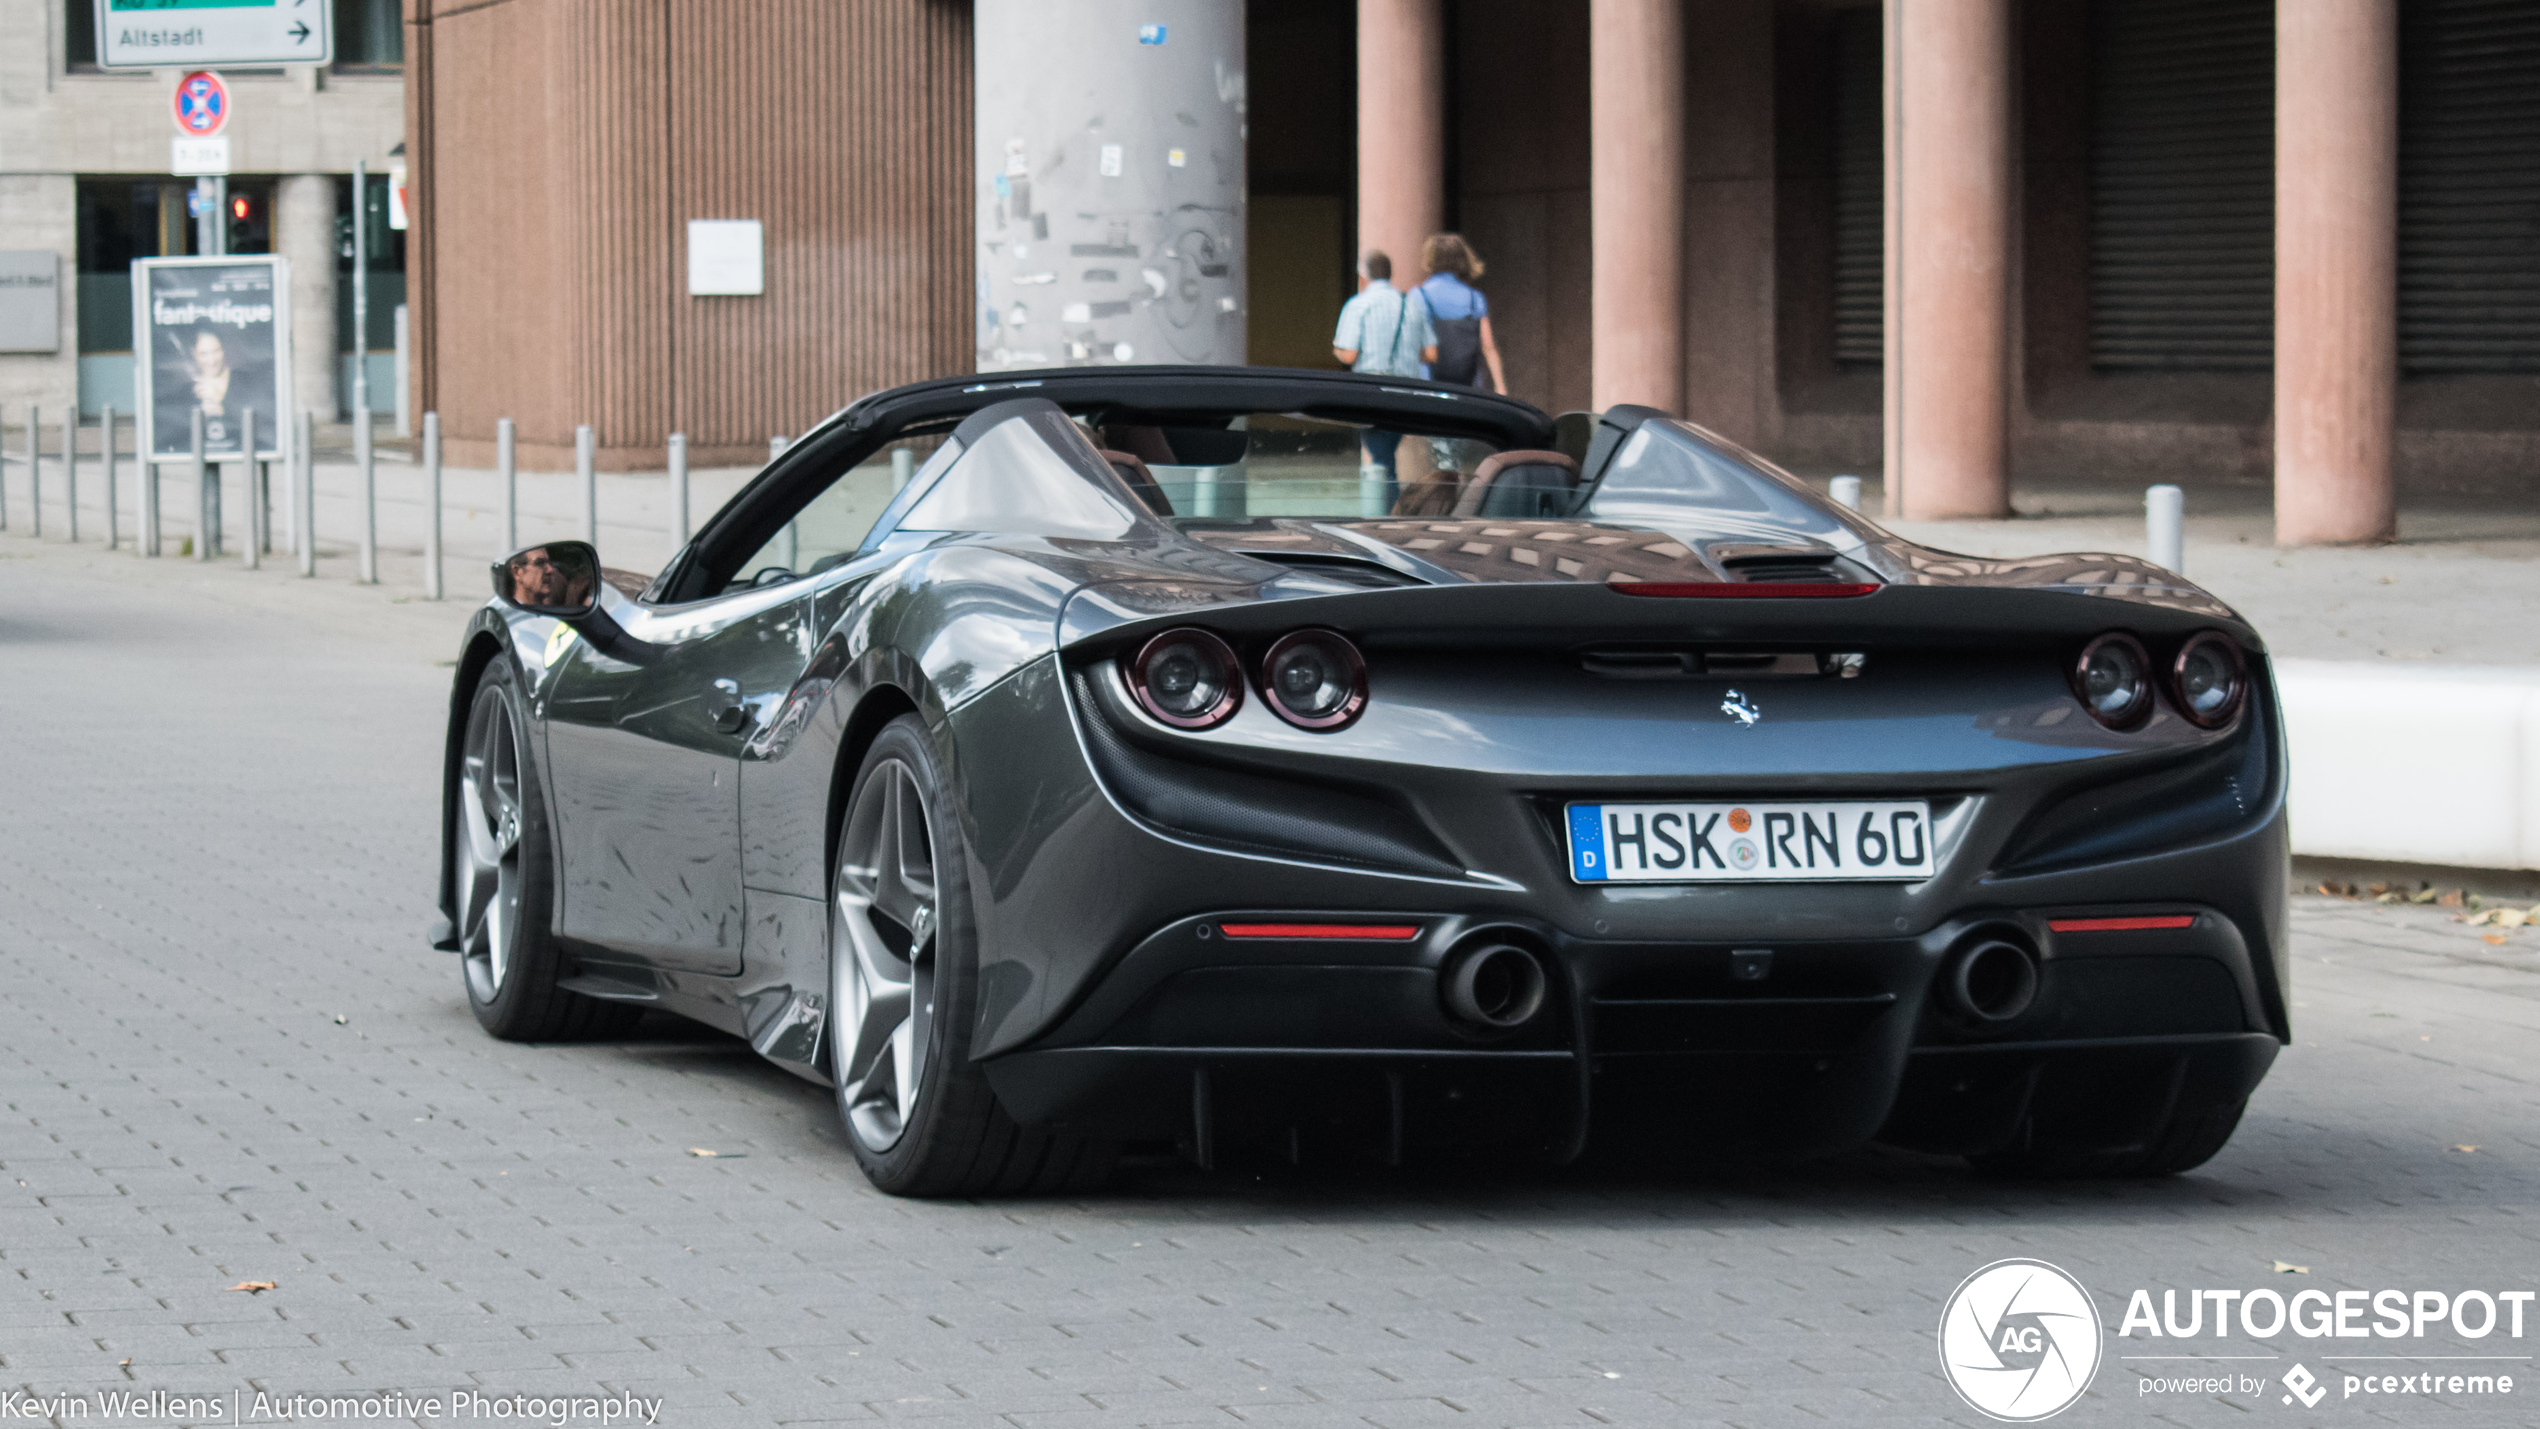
[1610,581,1880,598]
[1218,922,1422,941]
[2048,915,2196,933]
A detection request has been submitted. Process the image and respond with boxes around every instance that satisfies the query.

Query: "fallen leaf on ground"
[228,1280,275,1293]
[2451,1145,2479,1153]
[333,1014,347,1025]
[2273,1261,2309,1275]
[686,1148,745,1158]
[2486,934,2509,945]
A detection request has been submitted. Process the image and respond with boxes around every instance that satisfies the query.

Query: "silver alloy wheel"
[832,757,939,1152]
[456,682,526,1004]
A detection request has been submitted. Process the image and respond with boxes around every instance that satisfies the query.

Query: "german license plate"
[1565,800,1934,883]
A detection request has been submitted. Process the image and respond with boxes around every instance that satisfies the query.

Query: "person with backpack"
[1417,234,1507,395]
[1332,249,1437,510]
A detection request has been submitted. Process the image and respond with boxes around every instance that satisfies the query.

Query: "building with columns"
[397,0,2537,542]
[0,0,406,425]
[1347,0,2537,543]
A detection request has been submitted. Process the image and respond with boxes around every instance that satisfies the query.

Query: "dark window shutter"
[1832,9,1885,370]
[2401,0,2540,374]
[2088,0,2276,372]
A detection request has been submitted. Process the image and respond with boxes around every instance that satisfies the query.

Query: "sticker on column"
[1138,24,1167,45]
[1099,145,1124,178]
[1168,148,1187,168]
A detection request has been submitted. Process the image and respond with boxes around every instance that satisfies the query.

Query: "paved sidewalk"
[1878,482,2540,666]
[2,534,2537,1427]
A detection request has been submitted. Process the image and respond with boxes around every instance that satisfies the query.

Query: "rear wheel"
[829,715,1111,1196]
[453,657,641,1042]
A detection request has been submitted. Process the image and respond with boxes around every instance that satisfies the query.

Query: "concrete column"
[974,0,1247,370]
[1356,0,1444,283]
[275,175,340,422]
[1590,0,1684,412]
[2275,0,2398,546]
[1886,0,2013,520]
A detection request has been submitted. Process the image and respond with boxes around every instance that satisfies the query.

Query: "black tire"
[452,656,643,1042]
[1970,1095,2249,1179]
[828,714,1112,1196]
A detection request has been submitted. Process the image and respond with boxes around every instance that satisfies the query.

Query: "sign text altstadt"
[94,0,332,70]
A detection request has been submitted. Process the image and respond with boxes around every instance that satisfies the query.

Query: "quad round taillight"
[2072,632,2154,729]
[1126,629,1242,729]
[2171,630,2246,728]
[1259,629,1368,730]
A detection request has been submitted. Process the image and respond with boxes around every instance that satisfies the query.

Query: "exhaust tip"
[1947,937,2039,1024]
[1442,941,1548,1032]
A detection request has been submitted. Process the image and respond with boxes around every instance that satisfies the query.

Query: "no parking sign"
[173,71,229,137]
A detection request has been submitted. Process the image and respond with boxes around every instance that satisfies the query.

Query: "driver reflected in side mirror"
[492,541,601,619]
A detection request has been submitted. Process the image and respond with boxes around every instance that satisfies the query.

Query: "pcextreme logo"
[1939,1259,2105,1421]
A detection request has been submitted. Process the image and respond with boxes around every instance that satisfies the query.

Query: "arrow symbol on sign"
[288,20,310,41]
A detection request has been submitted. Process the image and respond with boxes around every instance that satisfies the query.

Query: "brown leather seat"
[1097,448,1175,516]
[1391,467,1463,517]
[1451,449,1582,518]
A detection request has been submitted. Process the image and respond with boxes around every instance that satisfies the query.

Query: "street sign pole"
[172,70,231,254]
[351,160,369,427]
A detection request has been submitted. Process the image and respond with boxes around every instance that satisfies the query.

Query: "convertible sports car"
[434,366,2287,1195]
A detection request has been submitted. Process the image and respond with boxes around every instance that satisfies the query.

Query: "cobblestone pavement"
[2,532,2535,1427]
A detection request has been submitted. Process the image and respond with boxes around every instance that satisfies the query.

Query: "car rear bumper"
[981,903,2284,1160]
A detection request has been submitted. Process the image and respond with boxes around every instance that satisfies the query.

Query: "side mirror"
[492,541,601,619]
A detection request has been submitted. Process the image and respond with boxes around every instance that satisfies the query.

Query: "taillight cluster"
[1124,627,1369,732]
[2070,630,2246,730]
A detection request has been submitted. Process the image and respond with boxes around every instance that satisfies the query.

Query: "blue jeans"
[1361,429,1404,512]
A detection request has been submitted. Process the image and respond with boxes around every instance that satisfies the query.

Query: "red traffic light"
[231,196,251,220]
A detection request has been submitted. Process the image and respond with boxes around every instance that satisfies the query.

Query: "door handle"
[708,678,749,734]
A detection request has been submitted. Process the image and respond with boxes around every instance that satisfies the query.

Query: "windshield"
[1092,414,1506,522]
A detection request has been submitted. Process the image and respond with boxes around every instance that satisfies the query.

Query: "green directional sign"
[96,0,330,70]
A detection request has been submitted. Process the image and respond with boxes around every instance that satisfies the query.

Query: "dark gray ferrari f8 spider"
[434,367,2286,1195]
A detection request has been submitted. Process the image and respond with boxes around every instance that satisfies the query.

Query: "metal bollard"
[497,417,517,553]
[297,410,316,577]
[1829,475,1863,511]
[143,426,162,557]
[240,408,259,569]
[2146,484,2185,574]
[356,405,377,584]
[891,446,915,492]
[275,406,292,558]
[102,405,118,551]
[64,405,80,543]
[423,412,443,599]
[769,436,795,570]
[1358,461,1387,519]
[28,404,42,539]
[669,432,689,544]
[190,408,208,560]
[576,424,596,543]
